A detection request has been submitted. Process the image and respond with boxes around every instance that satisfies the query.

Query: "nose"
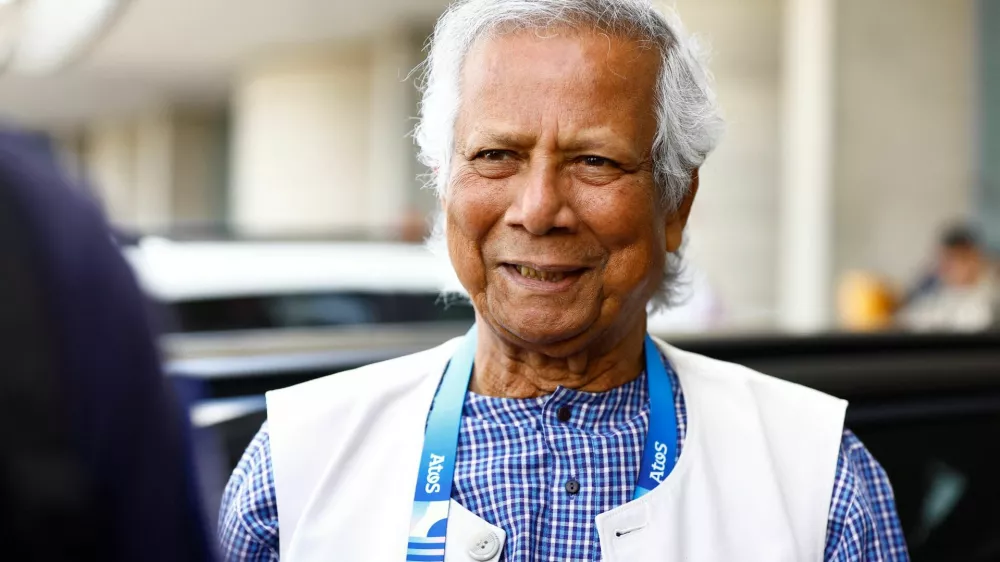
[504,162,577,235]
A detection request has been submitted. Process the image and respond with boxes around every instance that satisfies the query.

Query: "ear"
[664,168,699,253]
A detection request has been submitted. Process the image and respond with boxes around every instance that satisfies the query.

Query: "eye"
[470,148,520,179]
[475,149,515,161]
[580,155,619,168]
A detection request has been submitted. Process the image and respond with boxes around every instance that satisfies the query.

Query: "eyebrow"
[465,129,536,150]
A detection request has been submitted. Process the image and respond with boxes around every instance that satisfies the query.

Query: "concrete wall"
[667,0,976,327]
[63,1,980,331]
[230,47,374,236]
[668,0,784,327]
[229,32,427,238]
[834,0,975,285]
[368,29,427,232]
[172,110,229,228]
[134,108,175,231]
[84,119,138,228]
[81,107,227,233]
[978,0,1000,251]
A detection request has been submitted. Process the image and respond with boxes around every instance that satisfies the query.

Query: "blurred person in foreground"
[220,1,907,560]
[898,224,999,332]
[0,131,215,561]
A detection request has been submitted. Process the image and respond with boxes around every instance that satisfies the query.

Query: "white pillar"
[81,108,227,234]
[134,107,175,232]
[368,30,423,237]
[230,48,374,237]
[171,109,229,230]
[778,0,836,332]
[666,0,783,329]
[84,119,137,229]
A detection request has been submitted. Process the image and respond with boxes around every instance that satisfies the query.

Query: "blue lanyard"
[406,326,678,562]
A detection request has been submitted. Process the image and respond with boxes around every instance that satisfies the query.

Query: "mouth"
[502,262,588,290]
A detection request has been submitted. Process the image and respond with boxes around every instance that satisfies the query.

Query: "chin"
[491,306,599,349]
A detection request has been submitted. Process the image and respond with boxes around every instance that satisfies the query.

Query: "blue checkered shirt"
[219,366,909,561]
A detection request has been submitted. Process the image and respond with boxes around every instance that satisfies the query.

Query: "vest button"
[565,478,581,495]
[468,531,500,561]
[556,405,571,422]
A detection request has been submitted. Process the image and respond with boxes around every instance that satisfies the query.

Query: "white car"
[125,237,453,305]
[123,238,471,362]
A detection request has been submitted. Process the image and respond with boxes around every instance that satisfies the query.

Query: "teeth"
[516,265,565,282]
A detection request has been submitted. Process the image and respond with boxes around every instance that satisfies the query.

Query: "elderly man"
[220,1,908,560]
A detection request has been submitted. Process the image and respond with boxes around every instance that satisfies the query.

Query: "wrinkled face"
[445,28,692,352]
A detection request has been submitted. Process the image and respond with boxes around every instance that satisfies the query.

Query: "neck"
[470,320,647,399]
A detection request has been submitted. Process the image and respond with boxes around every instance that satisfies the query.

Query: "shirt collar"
[463,371,648,433]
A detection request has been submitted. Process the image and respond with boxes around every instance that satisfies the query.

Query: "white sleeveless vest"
[266,336,847,562]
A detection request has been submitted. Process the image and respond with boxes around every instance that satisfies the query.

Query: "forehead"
[456,27,661,144]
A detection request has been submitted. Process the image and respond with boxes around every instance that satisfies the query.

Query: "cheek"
[604,242,666,300]
[445,167,508,293]
[580,179,661,238]
[447,167,508,244]
[579,183,665,295]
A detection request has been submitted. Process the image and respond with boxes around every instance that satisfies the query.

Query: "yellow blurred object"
[837,272,899,331]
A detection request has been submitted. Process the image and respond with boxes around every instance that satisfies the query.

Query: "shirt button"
[556,405,572,422]
[565,478,581,495]
[468,531,500,561]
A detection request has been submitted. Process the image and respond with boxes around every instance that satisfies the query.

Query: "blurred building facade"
[0,0,991,333]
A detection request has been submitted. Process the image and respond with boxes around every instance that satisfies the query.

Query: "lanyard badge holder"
[405,326,678,561]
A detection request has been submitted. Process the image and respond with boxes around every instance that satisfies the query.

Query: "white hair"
[416,0,724,309]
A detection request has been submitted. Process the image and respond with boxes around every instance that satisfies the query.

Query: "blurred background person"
[897,224,999,332]
[0,130,215,561]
